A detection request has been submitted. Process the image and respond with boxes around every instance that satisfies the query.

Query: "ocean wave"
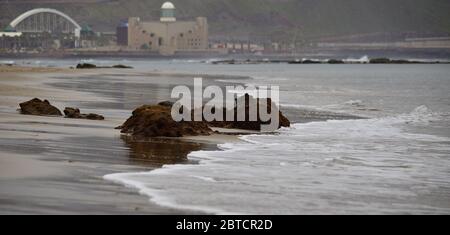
[79,59,95,63]
[383,105,446,126]
[344,99,364,106]
[0,60,15,65]
[104,106,450,214]
[281,103,327,110]
[252,76,289,81]
[104,171,230,214]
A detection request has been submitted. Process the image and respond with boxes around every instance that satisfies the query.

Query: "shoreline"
[0,65,371,214]
[1,47,450,60]
[2,64,448,214]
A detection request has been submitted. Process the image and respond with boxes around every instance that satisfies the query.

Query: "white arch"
[10,8,81,30]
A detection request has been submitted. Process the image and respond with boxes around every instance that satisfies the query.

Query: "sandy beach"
[0,65,236,214]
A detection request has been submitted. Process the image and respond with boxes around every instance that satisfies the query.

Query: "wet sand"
[0,66,237,214]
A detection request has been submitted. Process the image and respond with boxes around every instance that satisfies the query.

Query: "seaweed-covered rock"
[118,104,212,137]
[19,98,62,116]
[64,107,104,120]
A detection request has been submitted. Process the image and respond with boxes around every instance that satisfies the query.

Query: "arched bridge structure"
[9,8,81,36]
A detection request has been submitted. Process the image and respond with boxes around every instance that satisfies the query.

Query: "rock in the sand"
[112,64,133,69]
[207,94,291,131]
[19,98,62,116]
[63,107,80,118]
[75,63,133,69]
[76,63,97,69]
[118,104,212,137]
[84,113,105,120]
[64,107,104,120]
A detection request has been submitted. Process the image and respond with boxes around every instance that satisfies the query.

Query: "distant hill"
[1,0,450,42]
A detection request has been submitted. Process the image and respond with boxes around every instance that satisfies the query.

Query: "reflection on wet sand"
[121,135,216,166]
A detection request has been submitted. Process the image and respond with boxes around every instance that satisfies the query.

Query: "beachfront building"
[126,1,209,55]
[1,8,82,50]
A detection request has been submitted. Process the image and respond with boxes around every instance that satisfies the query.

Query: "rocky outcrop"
[75,63,134,69]
[118,104,212,138]
[328,59,344,64]
[63,107,104,120]
[112,64,133,69]
[118,95,291,138]
[76,63,97,69]
[19,98,62,116]
[369,58,421,64]
[207,94,291,131]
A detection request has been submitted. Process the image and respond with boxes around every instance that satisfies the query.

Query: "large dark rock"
[64,107,104,120]
[118,95,291,138]
[118,104,212,138]
[207,94,291,131]
[19,98,62,116]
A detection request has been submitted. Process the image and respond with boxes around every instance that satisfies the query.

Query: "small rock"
[328,59,344,64]
[112,64,133,69]
[302,59,321,64]
[76,63,97,69]
[64,107,104,120]
[63,107,81,118]
[84,113,105,120]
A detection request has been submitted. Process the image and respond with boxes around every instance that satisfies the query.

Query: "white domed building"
[126,1,208,55]
[160,1,176,22]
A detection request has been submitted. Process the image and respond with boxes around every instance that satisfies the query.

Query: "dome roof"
[161,2,175,9]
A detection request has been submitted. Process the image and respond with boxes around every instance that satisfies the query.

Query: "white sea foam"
[104,106,450,214]
[0,60,15,65]
[80,59,95,63]
[281,103,330,111]
[344,55,370,63]
[345,99,364,106]
[252,76,289,82]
